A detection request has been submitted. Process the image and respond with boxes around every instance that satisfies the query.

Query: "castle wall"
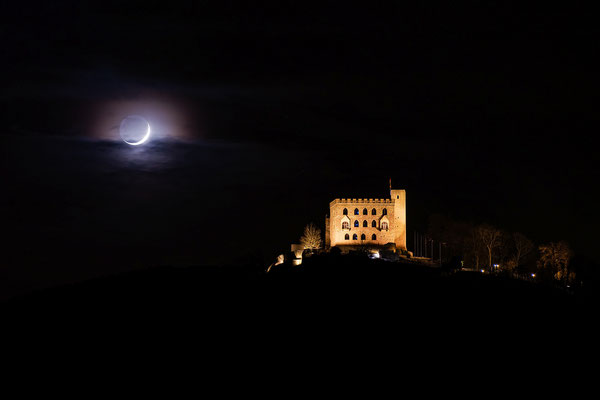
[328,197,404,248]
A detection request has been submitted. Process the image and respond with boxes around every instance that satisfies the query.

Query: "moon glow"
[120,115,151,145]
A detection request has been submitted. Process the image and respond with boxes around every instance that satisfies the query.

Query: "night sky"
[1,1,598,297]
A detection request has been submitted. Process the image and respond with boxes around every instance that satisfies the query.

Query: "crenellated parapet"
[330,198,393,206]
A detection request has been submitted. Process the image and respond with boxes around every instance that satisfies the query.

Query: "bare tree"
[468,225,482,269]
[477,224,502,269]
[538,241,573,284]
[462,223,485,269]
[512,232,533,272]
[496,232,514,270]
[300,223,322,251]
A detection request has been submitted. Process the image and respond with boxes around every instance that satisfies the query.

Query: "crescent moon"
[128,120,151,146]
[128,122,151,146]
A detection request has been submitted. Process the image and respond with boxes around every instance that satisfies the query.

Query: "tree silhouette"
[300,223,322,251]
[511,232,534,272]
[476,224,502,269]
[538,241,573,284]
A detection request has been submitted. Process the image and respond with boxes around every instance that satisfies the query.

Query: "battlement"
[330,198,393,206]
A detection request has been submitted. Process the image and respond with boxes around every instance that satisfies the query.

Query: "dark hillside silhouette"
[3,255,586,333]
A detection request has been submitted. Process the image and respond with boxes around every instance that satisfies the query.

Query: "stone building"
[325,188,406,250]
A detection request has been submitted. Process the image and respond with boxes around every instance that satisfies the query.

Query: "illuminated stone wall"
[390,189,407,249]
[326,189,406,250]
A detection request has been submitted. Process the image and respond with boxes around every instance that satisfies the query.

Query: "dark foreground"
[3,253,596,377]
[3,254,588,324]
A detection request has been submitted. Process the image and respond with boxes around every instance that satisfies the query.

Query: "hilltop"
[3,253,582,322]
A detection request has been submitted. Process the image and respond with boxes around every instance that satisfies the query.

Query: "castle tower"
[390,189,406,250]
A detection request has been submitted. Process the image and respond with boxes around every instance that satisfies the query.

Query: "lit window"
[372,208,376,215]
[352,234,358,240]
[363,220,368,227]
[363,208,368,215]
[381,221,388,230]
[372,234,377,240]
[372,220,376,227]
[343,208,348,215]
[345,234,350,240]
[382,208,387,215]
[354,220,359,227]
[354,208,359,215]
[342,221,349,229]
[360,234,366,240]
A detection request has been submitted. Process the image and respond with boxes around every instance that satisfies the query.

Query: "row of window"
[342,221,389,229]
[343,208,387,216]
[345,233,377,241]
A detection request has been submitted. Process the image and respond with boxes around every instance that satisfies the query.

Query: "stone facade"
[325,189,406,250]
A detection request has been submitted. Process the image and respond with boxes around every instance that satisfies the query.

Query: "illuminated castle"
[325,188,406,250]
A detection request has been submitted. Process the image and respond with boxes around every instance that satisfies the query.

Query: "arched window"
[363,208,368,215]
[354,208,359,215]
[345,233,350,240]
[342,221,349,229]
[343,208,348,215]
[381,221,388,230]
[352,233,358,240]
[354,220,359,227]
[363,220,368,227]
[382,208,387,215]
[372,234,377,240]
[360,234,366,241]
[372,220,376,227]
[372,208,376,215]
